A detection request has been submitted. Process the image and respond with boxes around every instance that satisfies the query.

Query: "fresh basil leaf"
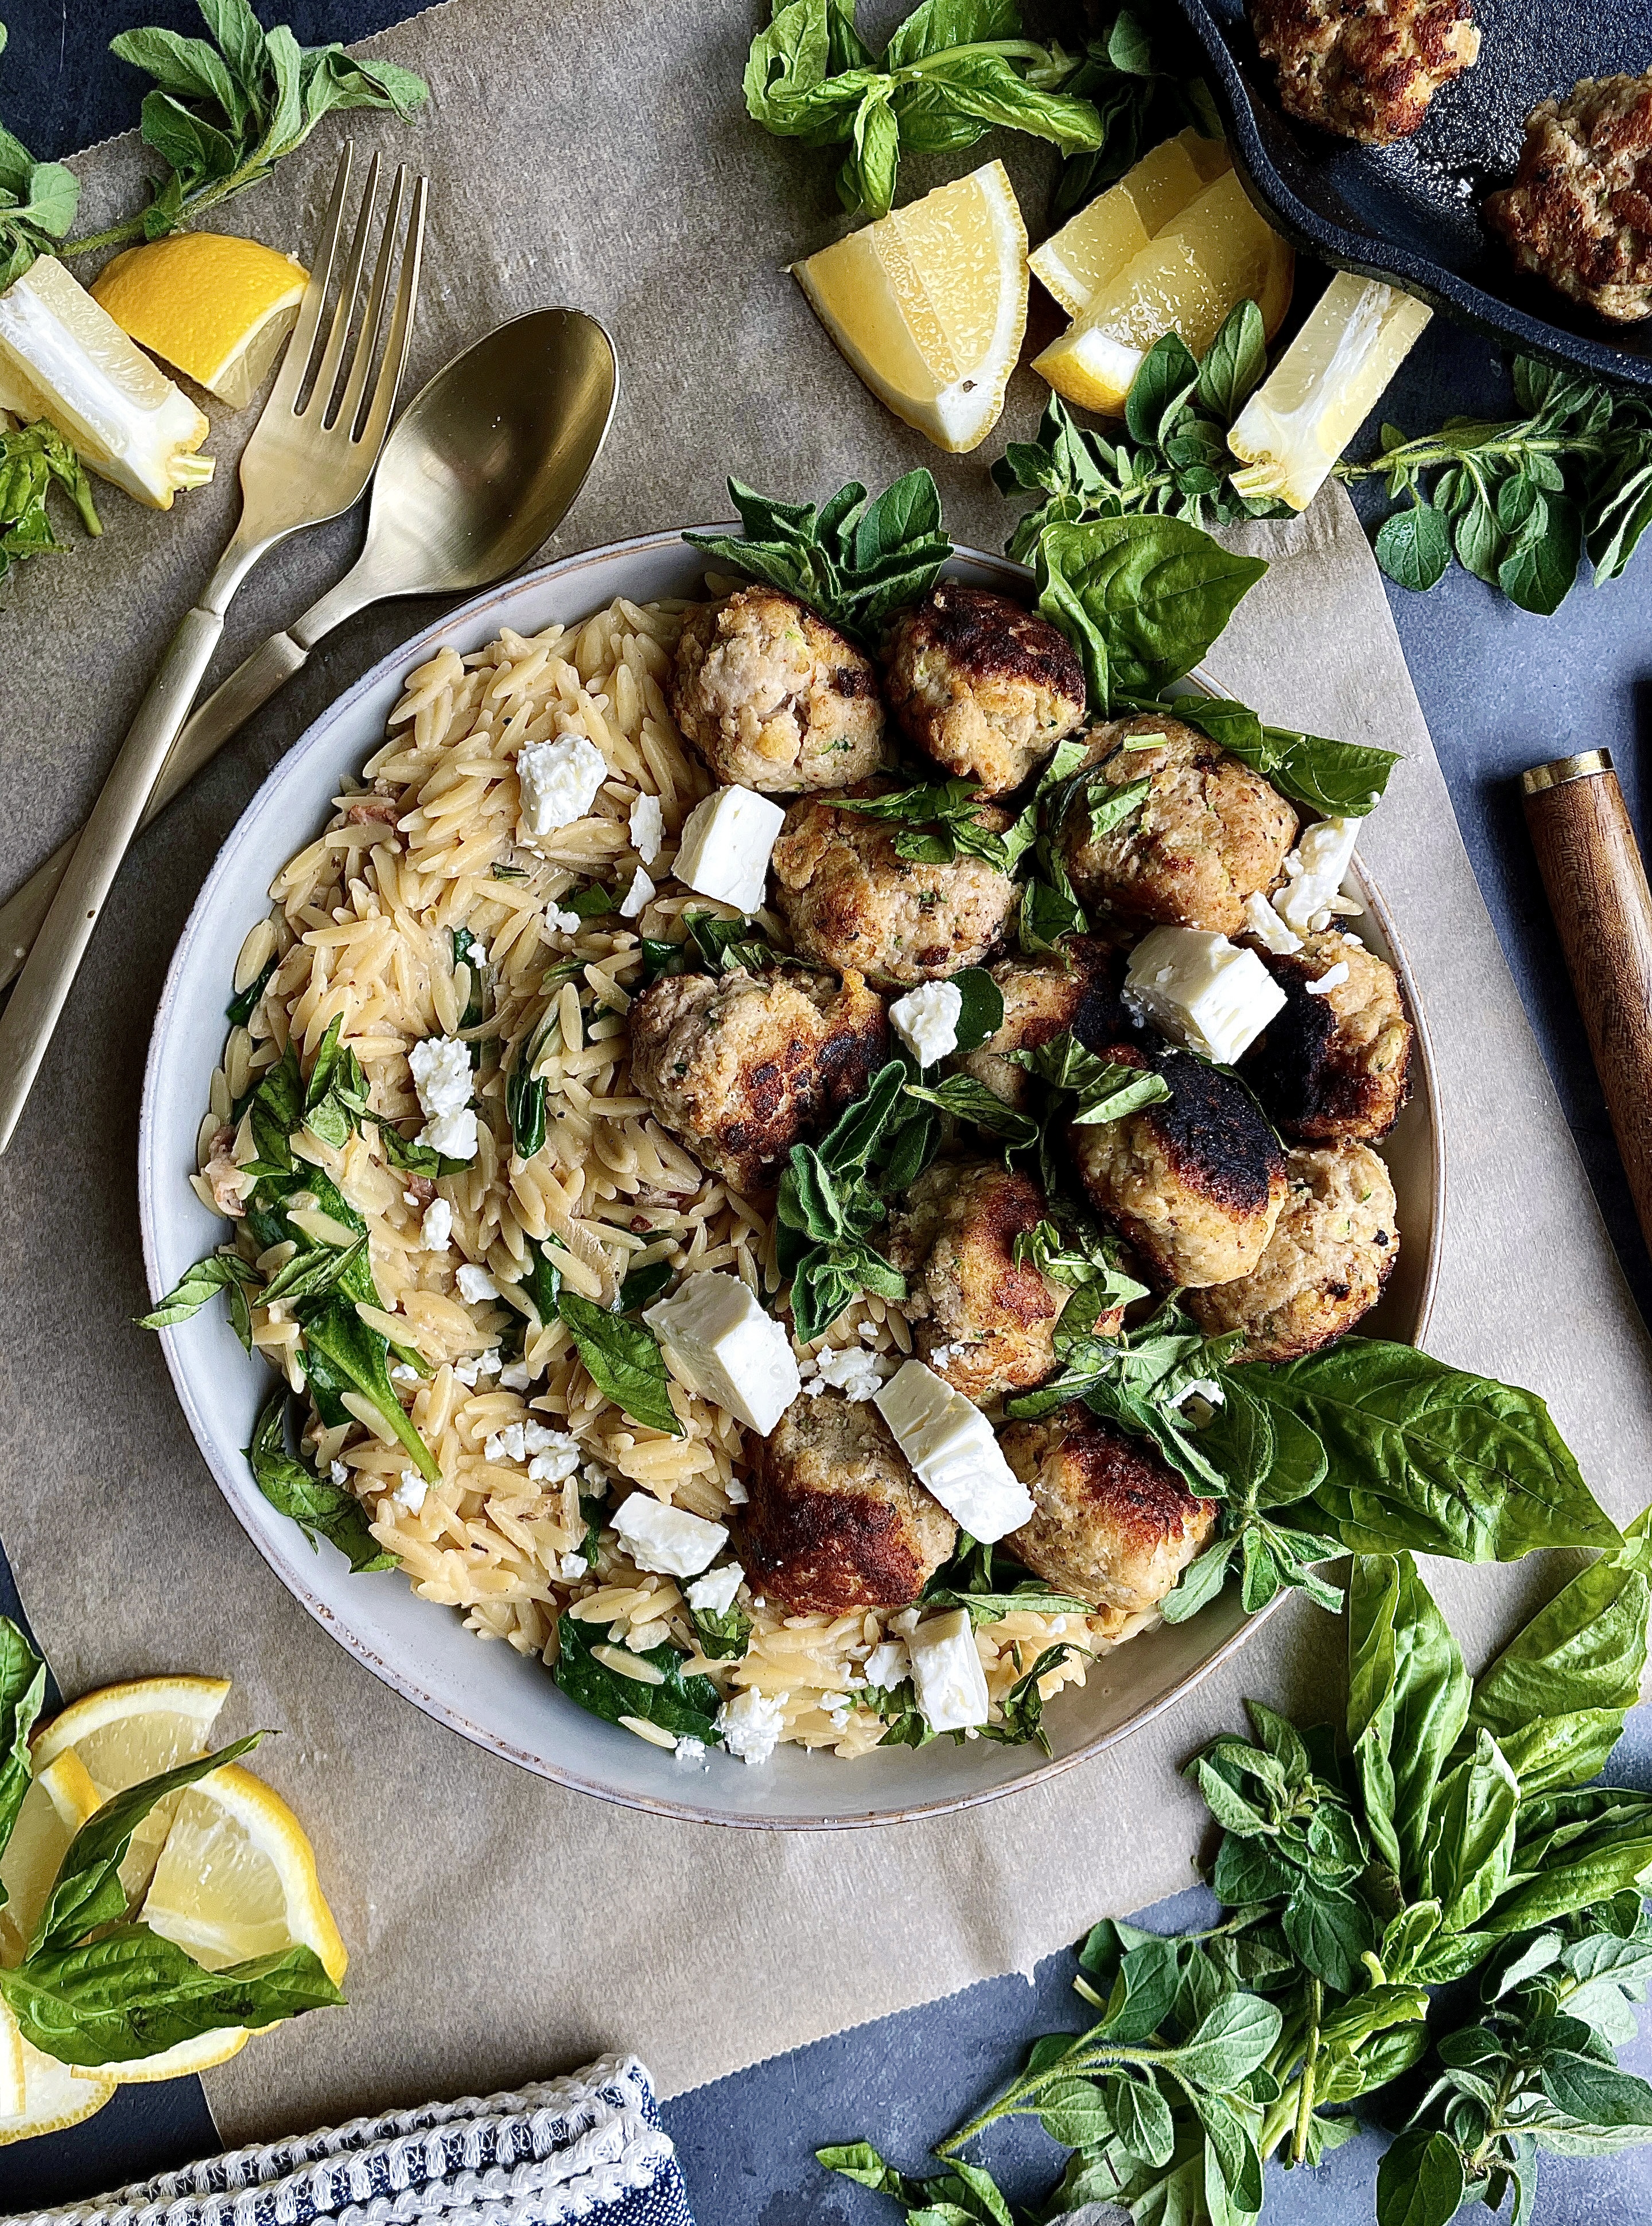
[553,1611,720,1741]
[903,1074,1039,1148]
[0,1621,46,1887]
[136,1250,258,1330]
[1170,1990,1281,2089]
[1423,1727,1521,1933]
[685,910,774,973]
[1067,1058,1171,1125]
[1196,300,1268,422]
[1374,2128,1466,2226]
[1347,1551,1470,1889]
[244,1386,395,1574]
[1019,871,1087,954]
[300,1296,440,1482]
[1036,516,1268,711]
[690,1603,752,1660]
[948,966,1004,1054]
[1126,330,1198,448]
[617,1259,674,1314]
[558,1287,682,1436]
[1175,694,1401,816]
[507,1008,557,1162]
[817,2142,910,2198]
[1540,2048,1652,2132]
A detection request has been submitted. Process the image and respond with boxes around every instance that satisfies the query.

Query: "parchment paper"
[0,0,1648,2146]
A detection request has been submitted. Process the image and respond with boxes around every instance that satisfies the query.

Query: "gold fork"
[0,142,427,1154]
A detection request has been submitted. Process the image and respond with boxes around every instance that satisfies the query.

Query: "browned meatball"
[948,938,1125,1111]
[1486,72,1652,323]
[671,586,885,792]
[1243,930,1412,1143]
[1001,1406,1217,1613]
[1071,1042,1288,1287]
[1249,0,1480,145]
[1189,1141,1398,1361]
[883,1156,1071,1401]
[1057,716,1297,938]
[744,1392,957,1613]
[770,793,1019,986]
[880,584,1086,796]
[629,965,885,1197]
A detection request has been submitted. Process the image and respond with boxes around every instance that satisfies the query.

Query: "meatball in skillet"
[1056,715,1297,939]
[1249,0,1480,146]
[948,939,1125,1112]
[1486,72,1652,323]
[1189,1142,1398,1361]
[1001,1405,1217,1615]
[770,792,1019,985]
[672,586,885,792]
[1243,929,1412,1143]
[1071,1042,1288,1287]
[629,964,885,1198]
[744,1393,957,1614]
[883,1156,1075,1401]
[881,584,1086,795]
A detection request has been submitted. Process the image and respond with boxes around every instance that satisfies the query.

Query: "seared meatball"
[1057,715,1297,938]
[771,793,1019,986]
[949,939,1125,1111]
[881,584,1086,796]
[1189,1142,1397,1361]
[1244,930,1412,1143]
[1072,1042,1288,1287]
[1486,72,1652,323]
[629,965,884,1196]
[1002,1406,1217,1613]
[744,1392,957,1613]
[671,586,885,792]
[1249,0,1479,145]
[884,1157,1071,1400]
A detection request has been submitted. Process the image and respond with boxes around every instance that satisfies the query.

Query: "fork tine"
[353,173,426,453]
[305,148,382,419]
[268,142,354,414]
[333,166,407,437]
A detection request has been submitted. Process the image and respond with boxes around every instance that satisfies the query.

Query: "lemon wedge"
[0,1751,101,1967]
[142,1762,347,1982]
[0,255,213,507]
[1228,271,1433,510]
[792,159,1028,454]
[0,2000,115,2145]
[1030,129,1229,316]
[91,233,306,410]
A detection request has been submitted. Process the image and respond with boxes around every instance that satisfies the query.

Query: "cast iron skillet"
[1170,0,1652,390]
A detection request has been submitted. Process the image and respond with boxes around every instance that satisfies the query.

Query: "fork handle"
[0,601,228,1153]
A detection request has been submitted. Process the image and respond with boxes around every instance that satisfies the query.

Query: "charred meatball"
[1486,72,1652,323]
[630,964,884,1196]
[1189,1142,1397,1361]
[1244,930,1412,1143]
[1058,715,1297,939]
[771,792,1019,986]
[883,1156,1072,1400]
[671,586,885,792]
[745,1392,957,1613]
[1249,0,1479,145]
[1072,1042,1288,1287]
[881,584,1086,796]
[1002,1405,1217,1614]
[949,939,1125,1111]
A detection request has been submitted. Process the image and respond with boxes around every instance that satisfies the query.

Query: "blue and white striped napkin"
[2,2057,693,2226]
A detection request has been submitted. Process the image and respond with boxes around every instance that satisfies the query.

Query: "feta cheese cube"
[456,1263,499,1305]
[873,1361,1034,1542]
[612,1491,729,1578]
[889,978,963,1067]
[673,785,785,915]
[392,1470,427,1516]
[420,1197,453,1252]
[862,1638,910,1690]
[717,1685,788,1765]
[644,1272,800,1435]
[329,1459,349,1487]
[516,733,607,842]
[630,791,665,864]
[1124,925,1286,1066]
[1242,892,1302,956]
[619,864,655,919]
[1275,816,1361,935]
[686,1560,745,1615]
[908,1609,990,1732]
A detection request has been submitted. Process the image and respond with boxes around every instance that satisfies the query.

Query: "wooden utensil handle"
[1523,749,1652,1256]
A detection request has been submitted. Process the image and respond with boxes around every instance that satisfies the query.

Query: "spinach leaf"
[557,1287,682,1437]
[617,1259,674,1314]
[1174,694,1401,817]
[300,1296,441,1482]
[244,1387,395,1574]
[225,953,278,1025]
[834,776,1011,869]
[927,1584,1091,1627]
[137,1250,259,1332]
[948,966,1004,1053]
[0,1619,46,1886]
[1347,1551,1470,1891]
[553,1611,721,1741]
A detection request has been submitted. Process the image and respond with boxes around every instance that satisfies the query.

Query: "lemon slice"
[142,1763,347,1982]
[1030,130,1230,317]
[0,1751,101,1967]
[792,159,1028,454]
[0,255,213,507]
[1228,271,1434,510]
[0,2000,115,2144]
[91,234,307,410]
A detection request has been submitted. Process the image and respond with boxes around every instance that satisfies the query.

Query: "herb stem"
[934,2028,1161,2158]
[61,151,275,261]
[1290,1978,1322,2166]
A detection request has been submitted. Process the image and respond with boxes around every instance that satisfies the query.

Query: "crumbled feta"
[725,1475,749,1505]
[500,1359,532,1390]
[889,1606,920,1637]
[390,1363,420,1385]
[1168,1376,1226,1412]
[403,1190,419,1208]
[686,1560,745,1615]
[1304,961,1350,996]
[908,1609,991,1732]
[516,733,607,842]
[456,1263,499,1305]
[862,1639,910,1690]
[673,785,786,914]
[874,1361,1034,1542]
[1242,892,1302,956]
[858,1322,879,1344]
[644,1272,800,1435]
[409,1037,477,1161]
[453,1346,501,1388]
[619,864,655,919]
[1124,925,1287,1066]
[329,1459,349,1487]
[392,1470,427,1516]
[547,907,583,935]
[674,1734,709,1768]
[630,791,664,864]
[527,1431,581,1485]
[421,1106,477,1161]
[1275,816,1361,935]
[612,1491,729,1578]
[813,1344,887,1401]
[889,978,963,1067]
[421,1197,453,1252]
[559,1552,589,1581]
[717,1686,788,1765]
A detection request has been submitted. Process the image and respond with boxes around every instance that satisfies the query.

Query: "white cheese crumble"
[674,1734,709,1768]
[421,1106,478,1160]
[717,1686,788,1765]
[619,864,655,919]
[559,1552,588,1582]
[420,1197,453,1252]
[1242,891,1302,956]
[685,1560,745,1615]
[807,1344,888,1402]
[725,1475,749,1505]
[392,1470,427,1516]
[874,1361,1034,1542]
[527,1434,581,1484]
[329,1459,349,1487]
[673,785,786,914]
[547,907,583,935]
[408,1036,477,1163]
[1168,1376,1226,1412]
[453,1346,500,1388]
[1276,816,1361,935]
[1304,961,1350,996]
[630,791,664,864]
[644,1272,800,1435]
[516,733,607,844]
[390,1363,420,1386]
[455,1263,499,1305]
[1124,925,1287,1066]
[908,1609,991,1732]
[862,1639,910,1689]
[612,1491,729,1578]
[888,978,963,1067]
[500,1359,532,1391]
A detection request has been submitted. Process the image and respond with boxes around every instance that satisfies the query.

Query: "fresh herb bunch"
[686,469,951,650]
[0,417,102,585]
[778,1060,934,1344]
[1049,6,1218,224]
[0,1618,345,2067]
[743,0,1104,219]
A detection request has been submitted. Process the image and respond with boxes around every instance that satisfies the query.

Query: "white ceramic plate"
[139,533,1443,1829]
